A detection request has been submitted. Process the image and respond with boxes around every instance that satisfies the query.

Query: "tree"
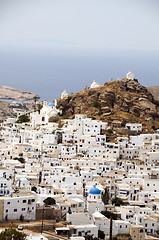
[101,211,118,220]
[98,230,105,239]
[0,229,26,240]
[19,214,24,222]
[112,197,124,206]
[102,187,110,204]
[84,234,94,240]
[37,103,43,113]
[16,114,30,123]
[13,157,25,164]
[43,197,56,205]
[112,237,118,240]
[33,96,38,104]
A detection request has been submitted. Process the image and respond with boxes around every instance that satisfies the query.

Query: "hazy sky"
[0,0,159,99]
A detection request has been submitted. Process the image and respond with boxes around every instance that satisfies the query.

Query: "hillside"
[0,101,16,120]
[147,86,159,101]
[0,85,39,101]
[57,78,159,132]
[0,101,35,121]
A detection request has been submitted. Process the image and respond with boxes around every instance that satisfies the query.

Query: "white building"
[126,71,134,80]
[61,90,69,99]
[90,80,100,89]
[0,192,36,221]
[30,100,59,128]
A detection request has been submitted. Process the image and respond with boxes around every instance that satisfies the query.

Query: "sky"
[0,0,159,100]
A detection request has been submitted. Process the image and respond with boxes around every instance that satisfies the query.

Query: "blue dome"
[48,102,55,107]
[89,187,101,195]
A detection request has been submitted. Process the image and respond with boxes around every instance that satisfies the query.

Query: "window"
[14,209,17,212]
[7,202,10,205]
[22,208,25,211]
[23,200,26,203]
[6,209,8,213]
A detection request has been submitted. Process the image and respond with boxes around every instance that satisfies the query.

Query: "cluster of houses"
[0,77,159,239]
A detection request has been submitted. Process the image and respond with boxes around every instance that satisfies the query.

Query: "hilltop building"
[90,80,100,88]
[126,71,134,80]
[61,89,69,99]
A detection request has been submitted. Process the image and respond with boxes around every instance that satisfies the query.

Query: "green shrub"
[152,125,156,131]
[31,186,37,193]
[107,128,113,134]
[91,116,96,120]
[19,214,24,222]
[16,114,30,123]
[68,96,72,102]
[98,111,103,115]
[112,197,124,206]
[43,197,56,205]
[153,99,159,107]
[98,230,105,239]
[0,229,26,240]
[13,157,25,164]
[101,211,118,220]
[93,101,100,108]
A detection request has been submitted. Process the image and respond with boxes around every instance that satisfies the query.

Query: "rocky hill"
[0,85,39,101]
[147,86,159,101]
[57,78,159,132]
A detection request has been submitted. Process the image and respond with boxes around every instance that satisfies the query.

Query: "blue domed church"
[88,186,102,202]
[87,186,104,215]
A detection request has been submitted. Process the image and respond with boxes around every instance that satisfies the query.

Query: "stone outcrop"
[148,86,159,101]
